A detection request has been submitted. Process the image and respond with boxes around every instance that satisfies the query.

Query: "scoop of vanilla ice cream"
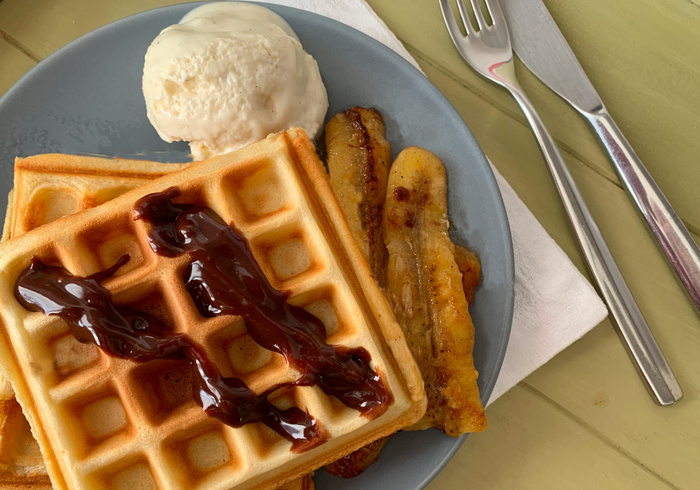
[142,2,328,160]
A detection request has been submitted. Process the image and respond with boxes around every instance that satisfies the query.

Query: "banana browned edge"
[453,244,481,305]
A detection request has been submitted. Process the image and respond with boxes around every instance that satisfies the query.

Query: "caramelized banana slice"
[326,107,391,287]
[383,147,486,435]
[324,436,389,479]
[325,107,392,477]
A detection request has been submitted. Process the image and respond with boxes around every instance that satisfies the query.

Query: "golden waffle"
[0,129,426,489]
[0,375,50,489]
[1,153,317,489]
[3,153,188,241]
[1,154,186,489]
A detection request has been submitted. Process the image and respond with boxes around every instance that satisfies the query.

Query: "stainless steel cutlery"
[500,0,700,316]
[440,0,683,405]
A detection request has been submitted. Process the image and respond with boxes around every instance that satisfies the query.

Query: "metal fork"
[439,0,682,405]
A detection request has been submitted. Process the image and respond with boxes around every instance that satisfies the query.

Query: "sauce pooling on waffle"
[134,187,392,417]
[15,256,327,452]
[14,186,392,452]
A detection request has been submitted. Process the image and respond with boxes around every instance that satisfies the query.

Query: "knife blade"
[501,0,700,314]
[499,0,601,113]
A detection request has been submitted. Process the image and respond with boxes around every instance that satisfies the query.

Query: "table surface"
[1,0,698,488]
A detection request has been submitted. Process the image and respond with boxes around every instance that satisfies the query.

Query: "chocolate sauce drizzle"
[14,186,392,452]
[134,188,392,417]
[15,257,327,452]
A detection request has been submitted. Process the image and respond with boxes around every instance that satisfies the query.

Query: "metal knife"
[500,0,700,314]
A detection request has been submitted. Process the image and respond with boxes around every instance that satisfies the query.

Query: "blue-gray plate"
[0,3,514,488]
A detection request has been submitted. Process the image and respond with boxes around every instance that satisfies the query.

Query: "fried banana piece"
[326,107,392,287]
[454,244,481,305]
[383,147,486,436]
[325,107,392,477]
[324,436,389,478]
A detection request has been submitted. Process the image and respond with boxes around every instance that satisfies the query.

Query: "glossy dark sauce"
[15,257,326,452]
[134,188,392,418]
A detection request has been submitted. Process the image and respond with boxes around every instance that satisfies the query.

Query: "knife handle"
[506,83,683,405]
[584,108,700,313]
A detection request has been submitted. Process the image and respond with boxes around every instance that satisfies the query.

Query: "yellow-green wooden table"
[1,1,698,488]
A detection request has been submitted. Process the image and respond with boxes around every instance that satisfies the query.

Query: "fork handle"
[583,108,700,313]
[507,84,683,405]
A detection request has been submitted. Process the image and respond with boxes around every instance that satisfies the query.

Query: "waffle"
[0,153,186,488]
[0,129,426,489]
[3,153,189,242]
[0,376,50,489]
[1,154,317,489]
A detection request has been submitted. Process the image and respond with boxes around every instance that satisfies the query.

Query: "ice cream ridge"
[142,2,328,160]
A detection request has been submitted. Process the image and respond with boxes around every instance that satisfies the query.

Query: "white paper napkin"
[263,0,609,404]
